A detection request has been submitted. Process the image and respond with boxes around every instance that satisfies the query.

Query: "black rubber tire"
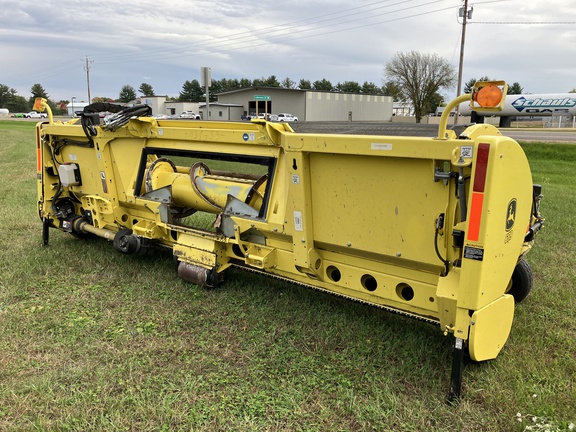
[507,259,533,303]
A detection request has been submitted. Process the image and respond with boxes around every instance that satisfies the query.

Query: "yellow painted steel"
[35,85,542,374]
[468,295,515,361]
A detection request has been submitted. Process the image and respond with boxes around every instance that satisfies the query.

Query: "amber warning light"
[33,97,45,112]
[474,85,502,107]
[470,81,507,112]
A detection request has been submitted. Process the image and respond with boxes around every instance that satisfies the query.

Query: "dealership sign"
[511,96,576,113]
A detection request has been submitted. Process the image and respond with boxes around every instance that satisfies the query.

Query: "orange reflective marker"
[473,85,503,107]
[33,97,44,111]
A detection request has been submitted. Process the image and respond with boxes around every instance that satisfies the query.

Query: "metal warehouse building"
[217,87,394,122]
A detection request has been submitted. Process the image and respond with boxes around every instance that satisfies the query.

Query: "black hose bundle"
[79,103,152,139]
[103,104,152,132]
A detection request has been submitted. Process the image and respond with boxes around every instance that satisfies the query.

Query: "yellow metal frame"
[35,87,542,399]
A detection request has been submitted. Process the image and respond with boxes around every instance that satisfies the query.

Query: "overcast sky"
[1,0,574,103]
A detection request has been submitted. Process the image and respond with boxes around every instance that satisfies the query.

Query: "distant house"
[66,101,90,116]
[393,102,414,117]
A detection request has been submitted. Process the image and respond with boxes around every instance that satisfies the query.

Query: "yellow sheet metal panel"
[468,294,515,361]
[308,153,447,268]
[459,137,533,310]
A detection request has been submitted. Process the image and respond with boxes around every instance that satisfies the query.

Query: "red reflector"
[468,192,484,241]
[473,143,490,193]
[36,130,42,172]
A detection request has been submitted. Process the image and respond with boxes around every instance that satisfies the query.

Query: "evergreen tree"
[463,76,492,94]
[281,78,296,89]
[312,79,333,91]
[0,84,29,112]
[179,80,203,102]
[30,83,49,99]
[118,85,137,103]
[381,81,403,101]
[29,83,51,108]
[239,78,252,88]
[139,83,155,96]
[507,82,523,95]
[298,79,312,90]
[336,81,361,93]
[361,81,381,94]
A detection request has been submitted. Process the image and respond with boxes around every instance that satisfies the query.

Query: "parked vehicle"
[179,111,201,119]
[24,111,48,119]
[277,113,298,122]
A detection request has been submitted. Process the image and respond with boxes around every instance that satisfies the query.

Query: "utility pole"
[201,67,211,120]
[455,0,473,124]
[84,55,93,103]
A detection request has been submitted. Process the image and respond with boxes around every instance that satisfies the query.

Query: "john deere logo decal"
[505,199,517,244]
[506,199,517,231]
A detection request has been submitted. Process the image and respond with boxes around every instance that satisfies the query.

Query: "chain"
[231,264,440,327]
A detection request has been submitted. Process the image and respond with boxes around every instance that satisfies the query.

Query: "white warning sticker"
[293,211,303,231]
[371,143,393,151]
[460,146,473,158]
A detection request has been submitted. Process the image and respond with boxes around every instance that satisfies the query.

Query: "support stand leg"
[42,217,50,246]
[448,337,464,403]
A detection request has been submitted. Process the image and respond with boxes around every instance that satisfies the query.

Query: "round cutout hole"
[326,266,341,282]
[396,283,414,301]
[361,274,378,292]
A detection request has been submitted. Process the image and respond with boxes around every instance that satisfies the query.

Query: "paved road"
[5,116,575,143]
[502,129,576,143]
[291,121,576,143]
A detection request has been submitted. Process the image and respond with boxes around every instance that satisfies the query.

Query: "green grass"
[0,120,574,431]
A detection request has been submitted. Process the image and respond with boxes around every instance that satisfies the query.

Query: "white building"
[216,87,393,122]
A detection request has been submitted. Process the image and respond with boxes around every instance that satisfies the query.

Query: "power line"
[96,0,457,66]
[95,0,424,63]
[472,21,576,24]
[1,0,459,92]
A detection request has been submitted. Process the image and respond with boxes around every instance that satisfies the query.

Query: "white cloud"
[1,0,574,101]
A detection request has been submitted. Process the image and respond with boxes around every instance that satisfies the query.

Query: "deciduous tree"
[384,51,456,122]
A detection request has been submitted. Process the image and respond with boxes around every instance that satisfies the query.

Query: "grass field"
[0,120,574,431]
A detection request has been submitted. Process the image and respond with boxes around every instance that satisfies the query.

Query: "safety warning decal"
[464,245,484,261]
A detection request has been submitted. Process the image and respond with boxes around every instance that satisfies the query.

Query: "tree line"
[2,50,541,121]
[0,78,391,115]
[117,76,390,104]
